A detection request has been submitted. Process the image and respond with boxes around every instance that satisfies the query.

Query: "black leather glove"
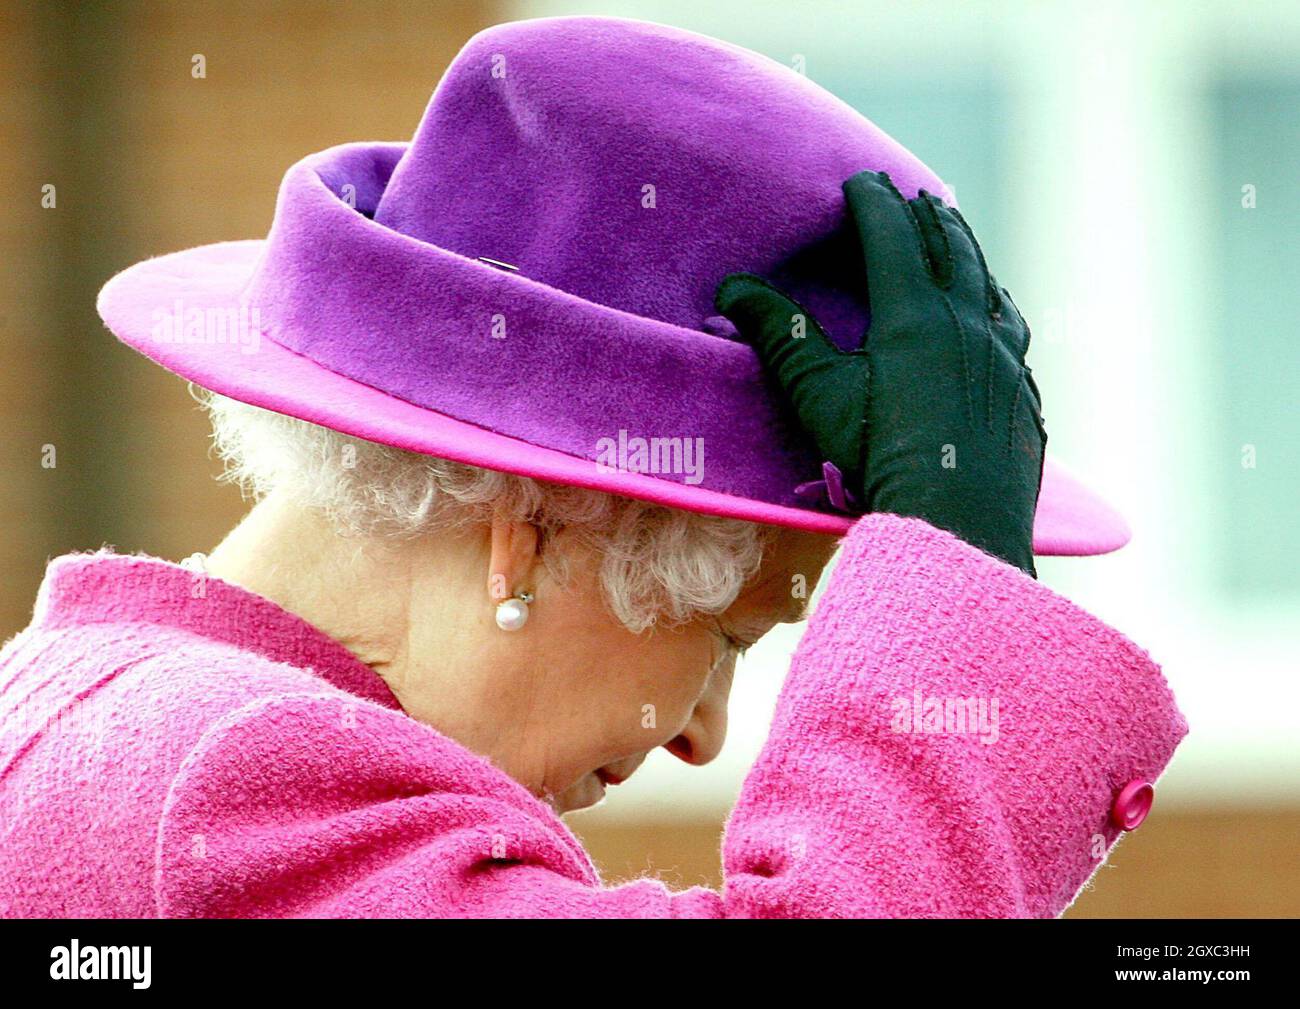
[715,170,1046,577]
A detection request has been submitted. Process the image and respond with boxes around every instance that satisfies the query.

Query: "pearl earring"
[495,590,534,631]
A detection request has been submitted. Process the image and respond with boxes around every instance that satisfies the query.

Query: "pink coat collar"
[33,549,401,711]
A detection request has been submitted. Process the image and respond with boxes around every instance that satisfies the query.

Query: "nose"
[663,664,733,767]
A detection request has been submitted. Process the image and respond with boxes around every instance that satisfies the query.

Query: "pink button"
[1111,780,1154,831]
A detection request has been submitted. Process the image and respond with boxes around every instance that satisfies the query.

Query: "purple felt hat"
[97,15,1129,554]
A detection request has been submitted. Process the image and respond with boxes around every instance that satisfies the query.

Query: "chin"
[551,772,607,814]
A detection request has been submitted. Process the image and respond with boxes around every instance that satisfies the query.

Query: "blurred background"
[2,0,1296,916]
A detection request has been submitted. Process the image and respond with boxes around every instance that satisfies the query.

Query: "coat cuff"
[766,511,1188,916]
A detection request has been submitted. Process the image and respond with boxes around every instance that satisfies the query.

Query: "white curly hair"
[195,389,776,634]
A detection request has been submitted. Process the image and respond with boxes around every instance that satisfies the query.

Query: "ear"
[487,517,541,601]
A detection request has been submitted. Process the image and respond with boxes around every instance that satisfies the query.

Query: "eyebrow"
[784,595,812,623]
[725,591,813,650]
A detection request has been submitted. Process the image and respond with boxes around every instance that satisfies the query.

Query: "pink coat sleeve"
[155,513,1187,918]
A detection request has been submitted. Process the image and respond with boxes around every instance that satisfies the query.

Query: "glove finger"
[842,171,934,323]
[911,191,955,288]
[1023,363,1044,418]
[946,205,1004,319]
[994,282,1033,359]
[715,272,870,473]
[942,208,1034,369]
[922,195,996,312]
[715,272,847,369]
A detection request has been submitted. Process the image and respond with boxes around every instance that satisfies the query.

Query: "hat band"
[241,144,822,507]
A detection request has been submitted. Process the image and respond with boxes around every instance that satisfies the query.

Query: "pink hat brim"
[98,240,1130,555]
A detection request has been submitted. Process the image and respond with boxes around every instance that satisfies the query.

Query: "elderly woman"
[0,17,1185,918]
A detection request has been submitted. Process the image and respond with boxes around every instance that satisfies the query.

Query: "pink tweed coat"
[0,512,1187,917]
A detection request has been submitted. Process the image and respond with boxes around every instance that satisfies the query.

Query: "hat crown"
[373,16,949,340]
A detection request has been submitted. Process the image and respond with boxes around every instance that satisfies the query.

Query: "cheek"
[618,632,715,743]
[536,575,713,768]
[567,628,714,762]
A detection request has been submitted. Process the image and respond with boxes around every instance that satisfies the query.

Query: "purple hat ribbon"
[793,460,865,515]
